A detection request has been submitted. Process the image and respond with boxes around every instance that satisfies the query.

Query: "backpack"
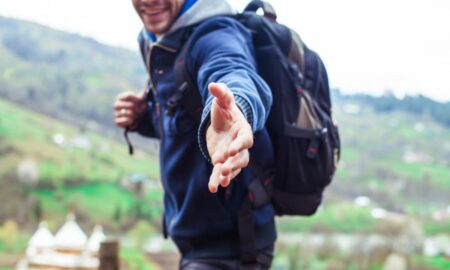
[172,0,341,217]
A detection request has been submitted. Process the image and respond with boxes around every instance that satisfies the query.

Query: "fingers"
[115,92,147,112]
[113,100,135,112]
[228,123,253,156]
[209,163,222,193]
[114,91,147,128]
[208,125,252,165]
[209,83,235,132]
[114,109,136,128]
[210,148,227,165]
[209,163,242,193]
[208,150,249,193]
[117,91,146,103]
[220,149,249,177]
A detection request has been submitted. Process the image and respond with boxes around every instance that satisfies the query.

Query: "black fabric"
[173,40,203,123]
[243,0,277,21]
[237,200,257,264]
[180,245,274,270]
[173,221,276,260]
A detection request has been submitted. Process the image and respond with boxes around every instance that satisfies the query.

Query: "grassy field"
[277,201,375,233]
[332,105,450,212]
[30,182,163,227]
[0,98,159,185]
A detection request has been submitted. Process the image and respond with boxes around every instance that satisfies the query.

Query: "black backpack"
[172,0,341,217]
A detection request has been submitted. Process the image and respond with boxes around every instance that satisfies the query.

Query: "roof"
[86,225,106,252]
[28,221,55,248]
[54,214,87,249]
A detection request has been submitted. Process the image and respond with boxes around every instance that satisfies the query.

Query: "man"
[114,0,276,268]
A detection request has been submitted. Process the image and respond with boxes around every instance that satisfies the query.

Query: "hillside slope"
[0,16,147,127]
[0,97,162,229]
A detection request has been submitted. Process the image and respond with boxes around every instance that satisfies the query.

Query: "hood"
[143,0,236,43]
[167,0,236,35]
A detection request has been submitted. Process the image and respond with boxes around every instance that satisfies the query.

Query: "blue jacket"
[134,1,276,260]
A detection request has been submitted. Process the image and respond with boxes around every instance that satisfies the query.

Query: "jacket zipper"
[147,43,177,102]
[149,42,179,235]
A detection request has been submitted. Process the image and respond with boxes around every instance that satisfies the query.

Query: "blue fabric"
[146,31,157,42]
[136,16,275,259]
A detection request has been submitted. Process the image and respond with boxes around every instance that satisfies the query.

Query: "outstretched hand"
[206,82,253,193]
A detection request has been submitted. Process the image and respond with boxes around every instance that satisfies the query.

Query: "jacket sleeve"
[187,17,272,162]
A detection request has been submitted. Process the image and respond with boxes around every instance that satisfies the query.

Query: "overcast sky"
[0,0,449,102]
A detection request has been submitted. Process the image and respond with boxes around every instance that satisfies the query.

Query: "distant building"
[17,214,106,270]
[342,103,361,115]
[432,206,450,221]
[120,173,158,195]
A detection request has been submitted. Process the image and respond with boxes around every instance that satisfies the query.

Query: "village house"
[17,214,105,270]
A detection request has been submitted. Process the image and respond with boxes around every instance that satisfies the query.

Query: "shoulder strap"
[170,28,203,123]
[244,0,277,21]
[172,41,203,123]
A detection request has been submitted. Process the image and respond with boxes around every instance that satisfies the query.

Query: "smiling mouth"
[140,4,168,15]
[141,7,168,20]
[142,10,164,16]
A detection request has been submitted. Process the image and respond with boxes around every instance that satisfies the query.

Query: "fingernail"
[220,178,229,187]
[209,183,218,193]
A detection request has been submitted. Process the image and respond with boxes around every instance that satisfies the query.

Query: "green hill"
[0,16,146,127]
[274,101,450,234]
[0,97,162,231]
[332,102,450,209]
[0,98,159,184]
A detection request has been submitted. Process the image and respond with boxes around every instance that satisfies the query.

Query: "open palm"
[206,83,253,193]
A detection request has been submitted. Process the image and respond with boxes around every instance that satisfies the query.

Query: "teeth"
[142,10,163,15]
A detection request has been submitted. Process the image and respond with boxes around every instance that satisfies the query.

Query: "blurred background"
[0,0,449,269]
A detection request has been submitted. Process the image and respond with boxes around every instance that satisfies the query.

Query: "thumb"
[135,90,147,113]
[138,90,147,101]
[208,82,233,109]
[209,83,234,131]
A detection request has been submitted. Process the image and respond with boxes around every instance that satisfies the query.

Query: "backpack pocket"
[269,90,336,216]
[275,124,334,194]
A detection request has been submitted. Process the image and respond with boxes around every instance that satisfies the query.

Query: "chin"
[145,24,168,35]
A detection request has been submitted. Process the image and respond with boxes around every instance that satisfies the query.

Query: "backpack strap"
[244,0,277,21]
[237,199,258,266]
[171,28,203,123]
